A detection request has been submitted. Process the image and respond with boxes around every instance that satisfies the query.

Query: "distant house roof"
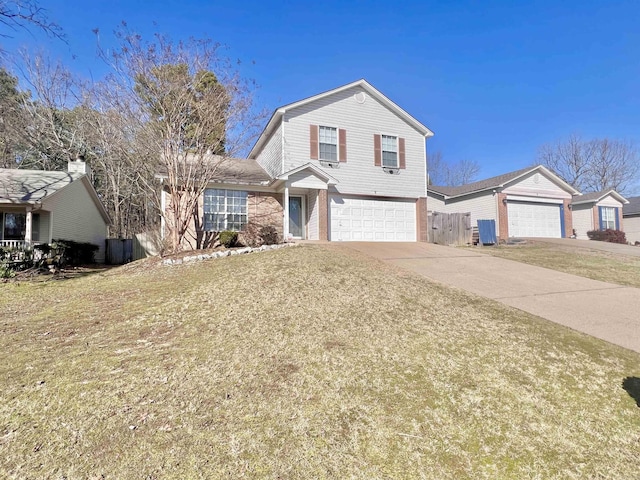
[428,165,580,199]
[156,156,272,186]
[623,196,640,216]
[0,169,83,203]
[248,78,434,159]
[571,190,628,206]
[0,167,111,224]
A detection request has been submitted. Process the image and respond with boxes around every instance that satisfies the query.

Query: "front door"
[289,196,304,238]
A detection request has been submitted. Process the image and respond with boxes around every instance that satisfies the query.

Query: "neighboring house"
[570,190,628,240]
[163,79,434,247]
[623,196,640,244]
[0,159,111,262]
[427,165,580,240]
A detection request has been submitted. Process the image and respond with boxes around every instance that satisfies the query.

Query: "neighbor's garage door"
[329,195,416,241]
[507,201,562,238]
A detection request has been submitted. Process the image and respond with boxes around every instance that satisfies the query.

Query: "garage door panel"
[508,201,561,238]
[330,195,417,242]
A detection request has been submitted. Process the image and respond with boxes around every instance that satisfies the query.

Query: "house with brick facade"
[570,190,628,240]
[427,165,581,241]
[161,79,434,248]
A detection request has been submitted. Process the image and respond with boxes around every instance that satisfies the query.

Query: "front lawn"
[476,241,640,288]
[1,245,639,478]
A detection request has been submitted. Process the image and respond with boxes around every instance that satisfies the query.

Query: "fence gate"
[105,238,133,265]
[427,211,472,245]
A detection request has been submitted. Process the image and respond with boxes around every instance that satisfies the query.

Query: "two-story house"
[162,79,434,249]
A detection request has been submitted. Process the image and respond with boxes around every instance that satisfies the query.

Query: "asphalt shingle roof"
[428,166,536,197]
[0,169,83,204]
[623,196,640,216]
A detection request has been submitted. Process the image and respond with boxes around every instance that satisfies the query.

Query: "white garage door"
[508,201,562,238]
[330,195,416,241]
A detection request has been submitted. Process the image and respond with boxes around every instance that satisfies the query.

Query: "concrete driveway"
[345,242,640,353]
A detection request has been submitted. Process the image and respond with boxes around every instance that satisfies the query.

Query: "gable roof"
[155,156,272,186]
[0,168,111,224]
[277,162,338,185]
[571,190,628,206]
[623,196,640,216]
[428,165,580,199]
[0,169,84,203]
[249,79,434,159]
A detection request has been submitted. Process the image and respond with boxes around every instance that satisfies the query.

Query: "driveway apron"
[344,242,640,353]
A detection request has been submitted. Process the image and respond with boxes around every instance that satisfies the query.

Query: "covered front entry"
[329,195,417,241]
[507,201,563,238]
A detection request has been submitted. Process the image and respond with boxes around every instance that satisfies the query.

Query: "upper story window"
[310,125,346,163]
[374,134,406,170]
[381,135,398,168]
[203,189,248,232]
[600,206,616,230]
[319,126,338,162]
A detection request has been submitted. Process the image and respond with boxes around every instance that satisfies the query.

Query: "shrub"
[259,225,279,245]
[51,239,99,265]
[218,231,238,248]
[586,229,627,244]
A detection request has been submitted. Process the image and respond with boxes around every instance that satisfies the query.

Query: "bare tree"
[95,27,262,252]
[538,135,640,194]
[428,151,480,186]
[0,1,63,42]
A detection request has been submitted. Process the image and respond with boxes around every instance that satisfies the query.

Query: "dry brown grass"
[477,241,640,288]
[1,245,639,479]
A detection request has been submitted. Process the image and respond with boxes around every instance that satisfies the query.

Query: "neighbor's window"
[319,126,338,162]
[203,189,248,231]
[601,206,616,230]
[381,135,398,167]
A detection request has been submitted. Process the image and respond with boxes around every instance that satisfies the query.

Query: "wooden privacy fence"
[427,211,472,246]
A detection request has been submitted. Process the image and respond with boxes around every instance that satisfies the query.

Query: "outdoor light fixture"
[502,198,508,205]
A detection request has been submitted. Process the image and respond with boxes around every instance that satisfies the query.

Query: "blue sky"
[2,0,639,181]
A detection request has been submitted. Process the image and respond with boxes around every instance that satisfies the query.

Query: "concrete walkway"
[345,242,640,353]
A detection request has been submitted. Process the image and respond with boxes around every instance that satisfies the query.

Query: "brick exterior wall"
[592,205,599,231]
[166,188,284,251]
[563,198,573,238]
[318,189,328,241]
[416,197,428,242]
[497,193,509,241]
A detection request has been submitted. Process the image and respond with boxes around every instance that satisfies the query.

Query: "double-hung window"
[203,189,248,231]
[601,206,616,230]
[381,135,398,168]
[319,126,338,162]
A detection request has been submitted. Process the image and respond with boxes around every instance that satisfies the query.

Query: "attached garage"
[329,195,416,241]
[507,201,563,238]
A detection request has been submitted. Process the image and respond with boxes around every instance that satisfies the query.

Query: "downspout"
[280,111,286,176]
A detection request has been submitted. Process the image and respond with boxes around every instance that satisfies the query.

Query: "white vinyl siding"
[329,195,416,241]
[283,86,426,198]
[307,192,319,240]
[624,216,640,244]
[255,122,283,177]
[503,171,572,199]
[41,178,108,263]
[427,191,497,229]
[508,202,561,238]
[571,204,594,240]
[204,189,248,231]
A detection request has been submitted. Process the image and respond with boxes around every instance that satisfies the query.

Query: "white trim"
[283,186,290,241]
[380,133,399,168]
[571,190,629,205]
[278,162,338,185]
[248,79,434,159]
[506,195,564,205]
[318,124,340,163]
